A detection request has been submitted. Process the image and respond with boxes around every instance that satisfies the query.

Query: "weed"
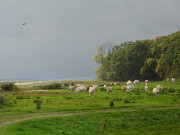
[0,93,5,104]
[98,87,106,91]
[124,99,131,103]
[168,88,175,93]
[63,96,74,100]
[34,99,42,110]
[16,96,30,100]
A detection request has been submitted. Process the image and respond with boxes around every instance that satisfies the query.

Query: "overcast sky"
[0,0,180,80]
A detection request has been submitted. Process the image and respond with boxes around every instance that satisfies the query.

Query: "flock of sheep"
[68,77,176,97]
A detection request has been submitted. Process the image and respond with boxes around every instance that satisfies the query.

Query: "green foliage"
[97,87,106,91]
[94,31,180,81]
[1,83,18,91]
[16,96,31,100]
[39,83,61,90]
[34,99,42,110]
[0,93,5,104]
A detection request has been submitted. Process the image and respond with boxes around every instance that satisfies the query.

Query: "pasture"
[0,80,180,134]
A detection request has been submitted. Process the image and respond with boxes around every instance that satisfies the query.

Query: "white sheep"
[121,85,127,93]
[153,88,159,97]
[156,85,162,92]
[127,85,134,92]
[126,80,132,85]
[104,85,107,88]
[166,78,170,82]
[153,85,163,97]
[68,86,73,90]
[74,86,86,92]
[89,87,95,97]
[134,80,140,84]
[145,80,149,84]
[107,87,113,94]
[145,84,148,92]
[172,77,175,82]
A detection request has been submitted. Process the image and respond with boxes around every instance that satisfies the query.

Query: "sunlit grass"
[0,108,179,135]
[0,80,180,134]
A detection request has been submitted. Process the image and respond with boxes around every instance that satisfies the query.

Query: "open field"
[0,108,180,135]
[0,80,180,134]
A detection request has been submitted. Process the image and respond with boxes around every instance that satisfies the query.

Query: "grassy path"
[0,106,180,128]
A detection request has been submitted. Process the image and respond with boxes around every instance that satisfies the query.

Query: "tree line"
[94,31,180,81]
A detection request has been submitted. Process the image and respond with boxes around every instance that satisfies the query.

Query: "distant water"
[0,76,95,81]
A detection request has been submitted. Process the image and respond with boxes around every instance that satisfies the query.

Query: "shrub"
[168,88,175,93]
[63,83,69,86]
[16,96,30,100]
[0,93,5,104]
[63,96,74,100]
[113,97,123,101]
[34,99,42,110]
[40,83,61,90]
[124,99,131,103]
[1,83,18,91]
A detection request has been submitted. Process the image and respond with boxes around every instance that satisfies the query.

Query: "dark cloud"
[0,0,179,80]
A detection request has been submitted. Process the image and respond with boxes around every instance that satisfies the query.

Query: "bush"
[34,99,42,110]
[1,83,18,91]
[63,83,69,86]
[17,96,31,100]
[124,99,131,103]
[40,83,61,89]
[0,93,5,104]
[168,88,175,93]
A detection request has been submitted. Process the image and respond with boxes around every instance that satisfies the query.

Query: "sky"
[0,0,180,80]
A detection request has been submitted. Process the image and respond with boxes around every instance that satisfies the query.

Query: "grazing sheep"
[129,85,134,91]
[145,80,149,84]
[89,87,95,97]
[110,82,114,86]
[110,82,117,86]
[156,85,162,92]
[121,85,127,93]
[172,77,175,82]
[145,84,148,92]
[126,80,132,85]
[166,78,170,82]
[72,85,78,90]
[126,86,130,92]
[68,86,74,90]
[126,85,134,92]
[74,86,86,92]
[134,80,140,84]
[107,87,113,94]
[86,85,93,91]
[116,82,121,85]
[153,88,159,97]
[104,85,107,88]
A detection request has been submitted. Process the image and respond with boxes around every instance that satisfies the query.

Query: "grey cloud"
[0,0,179,80]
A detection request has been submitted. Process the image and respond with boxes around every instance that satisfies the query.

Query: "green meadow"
[0,80,180,134]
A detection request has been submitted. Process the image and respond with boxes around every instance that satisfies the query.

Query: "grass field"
[0,80,180,134]
[0,108,180,135]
